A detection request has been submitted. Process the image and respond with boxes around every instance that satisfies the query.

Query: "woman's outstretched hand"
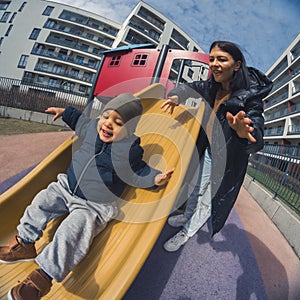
[226,111,256,143]
[160,95,179,115]
[155,168,175,186]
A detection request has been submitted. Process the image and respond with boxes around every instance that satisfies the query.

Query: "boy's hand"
[154,168,175,186]
[226,111,256,143]
[45,107,65,122]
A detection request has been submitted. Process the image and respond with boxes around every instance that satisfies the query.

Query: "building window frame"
[18,2,27,12]
[9,12,16,23]
[42,6,54,16]
[0,11,10,22]
[29,28,41,40]
[0,1,10,10]
[5,24,13,36]
[18,55,29,68]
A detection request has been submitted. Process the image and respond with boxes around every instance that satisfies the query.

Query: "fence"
[0,77,88,113]
[248,144,300,214]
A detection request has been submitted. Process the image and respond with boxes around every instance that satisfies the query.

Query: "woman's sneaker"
[163,230,189,252]
[0,235,37,264]
[167,214,188,228]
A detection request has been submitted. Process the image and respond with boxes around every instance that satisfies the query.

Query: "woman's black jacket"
[168,67,273,235]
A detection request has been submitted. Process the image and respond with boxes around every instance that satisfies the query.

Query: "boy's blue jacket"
[62,106,160,203]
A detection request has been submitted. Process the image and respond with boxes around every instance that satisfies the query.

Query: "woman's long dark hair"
[209,41,250,92]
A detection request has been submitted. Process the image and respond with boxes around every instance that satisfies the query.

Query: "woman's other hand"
[226,111,256,142]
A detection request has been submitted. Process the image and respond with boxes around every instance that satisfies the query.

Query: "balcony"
[265,103,300,122]
[44,22,114,47]
[291,47,300,62]
[137,9,165,31]
[264,127,284,136]
[31,48,98,69]
[264,91,288,109]
[58,10,118,37]
[45,36,104,56]
[288,124,300,135]
[34,64,93,83]
[128,20,160,42]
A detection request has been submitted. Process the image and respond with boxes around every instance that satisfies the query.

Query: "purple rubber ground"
[124,209,268,300]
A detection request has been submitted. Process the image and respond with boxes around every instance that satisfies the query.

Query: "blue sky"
[54,0,300,72]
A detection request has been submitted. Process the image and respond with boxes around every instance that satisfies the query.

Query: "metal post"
[151,44,171,84]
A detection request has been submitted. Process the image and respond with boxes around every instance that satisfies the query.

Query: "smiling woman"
[160,40,273,252]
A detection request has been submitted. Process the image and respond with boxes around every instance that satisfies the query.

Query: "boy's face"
[97,110,128,142]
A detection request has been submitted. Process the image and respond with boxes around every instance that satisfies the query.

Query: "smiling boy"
[0,93,174,300]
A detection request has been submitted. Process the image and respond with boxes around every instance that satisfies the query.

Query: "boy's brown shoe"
[7,269,52,300]
[0,235,37,263]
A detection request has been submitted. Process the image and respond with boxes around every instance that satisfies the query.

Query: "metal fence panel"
[248,144,300,214]
[0,77,88,112]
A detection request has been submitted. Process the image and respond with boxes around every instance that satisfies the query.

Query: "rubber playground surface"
[0,131,299,300]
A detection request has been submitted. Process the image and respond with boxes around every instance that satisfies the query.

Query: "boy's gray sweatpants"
[17,173,118,282]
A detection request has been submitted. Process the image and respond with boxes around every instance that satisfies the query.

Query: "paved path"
[0,132,299,299]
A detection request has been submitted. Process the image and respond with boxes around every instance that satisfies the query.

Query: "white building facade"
[0,0,204,97]
[264,32,300,146]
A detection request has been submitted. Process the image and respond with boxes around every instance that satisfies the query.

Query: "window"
[9,12,16,23]
[187,68,194,79]
[0,12,10,22]
[132,54,148,66]
[83,72,90,81]
[44,20,56,28]
[109,55,121,67]
[92,48,100,55]
[58,24,65,31]
[52,64,62,74]
[86,33,94,40]
[0,1,10,10]
[69,82,75,91]
[41,62,49,70]
[49,78,58,87]
[37,75,45,83]
[80,44,89,52]
[70,68,79,77]
[79,84,86,93]
[18,55,28,68]
[88,59,95,68]
[76,55,84,65]
[23,71,34,81]
[5,24,13,36]
[29,28,41,40]
[18,2,27,12]
[42,6,54,16]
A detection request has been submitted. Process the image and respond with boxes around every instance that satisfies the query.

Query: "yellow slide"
[0,84,204,299]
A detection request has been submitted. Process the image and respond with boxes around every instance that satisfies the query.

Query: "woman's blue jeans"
[183,147,212,237]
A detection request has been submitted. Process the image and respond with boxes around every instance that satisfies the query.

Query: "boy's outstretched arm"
[154,168,175,186]
[45,107,65,122]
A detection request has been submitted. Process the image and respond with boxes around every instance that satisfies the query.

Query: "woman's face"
[209,46,241,89]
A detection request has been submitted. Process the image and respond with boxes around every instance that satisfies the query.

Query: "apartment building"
[264,32,300,146]
[0,0,205,98]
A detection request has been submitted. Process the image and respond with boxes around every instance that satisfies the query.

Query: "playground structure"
[0,44,211,299]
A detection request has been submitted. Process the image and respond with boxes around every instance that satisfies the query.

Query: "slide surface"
[0,84,204,299]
